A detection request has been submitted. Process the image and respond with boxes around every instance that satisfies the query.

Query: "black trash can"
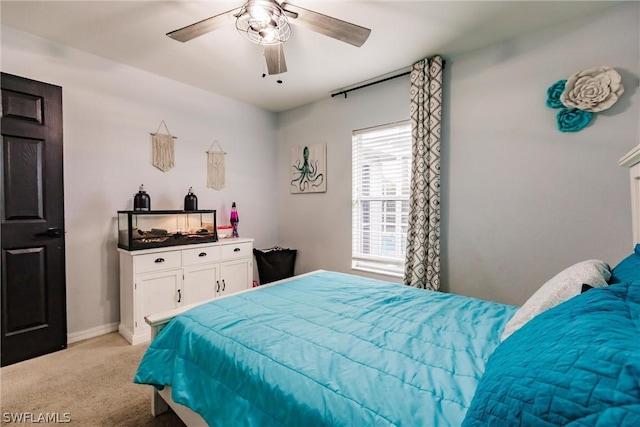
[253,247,297,285]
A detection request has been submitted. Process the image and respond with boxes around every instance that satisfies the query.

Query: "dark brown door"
[1,73,66,366]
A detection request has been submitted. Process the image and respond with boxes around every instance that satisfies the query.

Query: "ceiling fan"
[167,0,371,75]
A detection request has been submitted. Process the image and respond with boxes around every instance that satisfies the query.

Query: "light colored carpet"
[0,332,186,426]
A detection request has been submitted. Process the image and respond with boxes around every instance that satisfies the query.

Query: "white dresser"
[118,238,254,344]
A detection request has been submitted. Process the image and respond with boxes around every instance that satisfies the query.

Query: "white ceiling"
[1,1,618,112]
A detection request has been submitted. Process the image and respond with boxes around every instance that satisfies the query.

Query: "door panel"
[1,73,66,367]
[137,270,181,337]
[219,260,251,297]
[183,264,218,305]
[2,247,47,334]
[3,136,44,219]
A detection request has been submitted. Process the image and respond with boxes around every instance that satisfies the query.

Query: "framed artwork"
[290,143,326,194]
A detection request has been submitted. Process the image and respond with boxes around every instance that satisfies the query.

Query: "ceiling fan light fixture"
[249,3,272,24]
[236,0,291,45]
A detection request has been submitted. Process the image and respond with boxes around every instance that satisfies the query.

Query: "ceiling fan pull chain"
[262,49,267,78]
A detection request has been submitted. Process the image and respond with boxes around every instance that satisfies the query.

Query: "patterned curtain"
[404,55,443,291]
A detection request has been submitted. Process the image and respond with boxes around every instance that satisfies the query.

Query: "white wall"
[276,76,410,281]
[277,2,640,306]
[1,26,279,339]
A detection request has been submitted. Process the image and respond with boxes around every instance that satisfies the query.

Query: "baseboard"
[67,322,119,344]
[118,324,151,345]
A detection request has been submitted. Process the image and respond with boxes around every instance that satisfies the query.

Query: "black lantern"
[184,187,198,211]
[133,184,151,211]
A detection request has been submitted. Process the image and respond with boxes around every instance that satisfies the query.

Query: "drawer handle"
[216,281,220,293]
[233,248,241,252]
[222,279,226,292]
[198,252,207,257]
[177,289,182,303]
[154,258,165,263]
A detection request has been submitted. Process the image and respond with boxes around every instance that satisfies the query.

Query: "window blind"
[352,121,412,277]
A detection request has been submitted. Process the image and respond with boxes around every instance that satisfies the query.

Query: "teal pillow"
[462,281,640,426]
[609,244,640,284]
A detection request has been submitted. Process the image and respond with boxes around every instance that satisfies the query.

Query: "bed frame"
[619,144,640,245]
[145,146,640,427]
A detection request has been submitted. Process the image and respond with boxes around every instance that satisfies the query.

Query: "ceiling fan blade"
[264,44,287,75]
[281,2,371,47]
[167,8,240,42]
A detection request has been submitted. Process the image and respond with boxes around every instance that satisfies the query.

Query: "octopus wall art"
[289,143,327,194]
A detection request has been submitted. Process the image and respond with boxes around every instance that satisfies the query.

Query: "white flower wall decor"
[561,67,624,112]
[546,66,624,132]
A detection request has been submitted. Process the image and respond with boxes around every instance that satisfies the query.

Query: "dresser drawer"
[183,246,221,266]
[220,241,252,261]
[134,251,182,274]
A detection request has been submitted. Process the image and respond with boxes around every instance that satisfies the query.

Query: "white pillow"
[501,259,611,341]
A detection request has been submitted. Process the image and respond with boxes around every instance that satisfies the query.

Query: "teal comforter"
[134,271,516,426]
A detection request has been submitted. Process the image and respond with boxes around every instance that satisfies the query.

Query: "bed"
[134,145,640,426]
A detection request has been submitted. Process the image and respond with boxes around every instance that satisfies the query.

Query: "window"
[352,121,412,277]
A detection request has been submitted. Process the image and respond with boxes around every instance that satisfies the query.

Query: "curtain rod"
[330,58,446,99]
[331,71,410,99]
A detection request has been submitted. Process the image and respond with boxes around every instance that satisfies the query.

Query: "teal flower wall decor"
[546,80,567,108]
[545,66,623,132]
[557,108,593,133]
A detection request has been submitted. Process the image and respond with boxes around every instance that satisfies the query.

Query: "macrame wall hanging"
[206,140,226,190]
[150,120,177,172]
